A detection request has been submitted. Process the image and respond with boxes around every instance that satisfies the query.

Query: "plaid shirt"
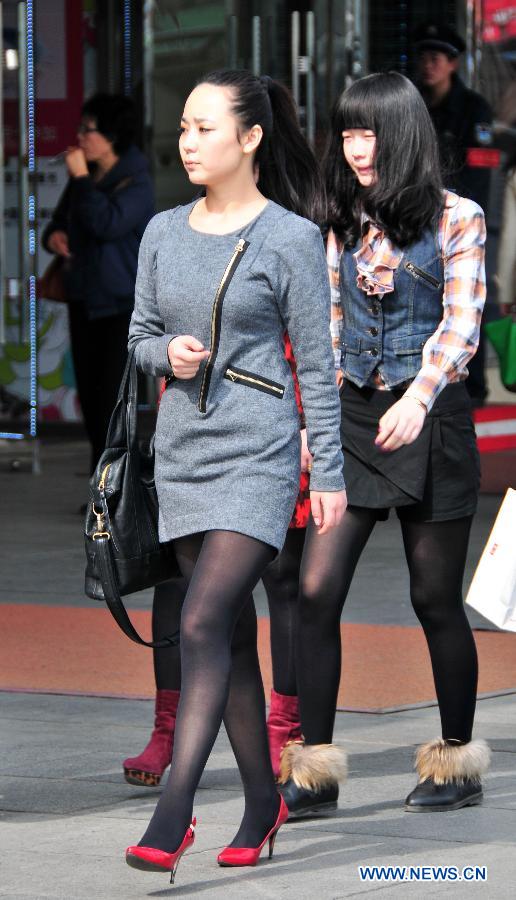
[328,192,486,410]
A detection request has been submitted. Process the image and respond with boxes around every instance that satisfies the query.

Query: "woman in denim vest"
[279,72,490,817]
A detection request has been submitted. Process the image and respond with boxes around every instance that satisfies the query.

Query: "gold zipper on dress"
[225,367,285,397]
[198,238,248,413]
[404,261,441,288]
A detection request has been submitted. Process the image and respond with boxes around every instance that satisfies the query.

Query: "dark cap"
[413,22,466,58]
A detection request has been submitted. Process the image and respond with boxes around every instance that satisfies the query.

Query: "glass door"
[143,0,367,210]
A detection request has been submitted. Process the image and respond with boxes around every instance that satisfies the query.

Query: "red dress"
[158,333,311,531]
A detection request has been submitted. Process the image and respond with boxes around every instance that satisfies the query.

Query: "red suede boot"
[123,689,180,786]
[267,689,303,780]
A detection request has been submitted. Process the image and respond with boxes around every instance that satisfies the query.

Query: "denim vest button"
[369,348,378,357]
[370,304,380,316]
[369,326,378,336]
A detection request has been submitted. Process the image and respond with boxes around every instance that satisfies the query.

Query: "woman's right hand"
[167,335,210,379]
[500,302,516,320]
[47,230,70,257]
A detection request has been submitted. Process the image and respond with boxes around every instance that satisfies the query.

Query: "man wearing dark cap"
[414,22,493,405]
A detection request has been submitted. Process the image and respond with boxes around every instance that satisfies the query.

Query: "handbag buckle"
[92,503,110,540]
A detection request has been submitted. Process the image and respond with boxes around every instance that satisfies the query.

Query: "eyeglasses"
[77,124,98,135]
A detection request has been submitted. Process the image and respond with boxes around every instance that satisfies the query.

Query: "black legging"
[297,509,478,745]
[139,530,278,854]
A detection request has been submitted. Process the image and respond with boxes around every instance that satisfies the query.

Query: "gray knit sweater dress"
[128,200,344,551]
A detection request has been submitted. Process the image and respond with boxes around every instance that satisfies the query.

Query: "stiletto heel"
[217,796,288,867]
[126,817,196,883]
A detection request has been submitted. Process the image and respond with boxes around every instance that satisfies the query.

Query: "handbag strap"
[104,347,139,450]
[95,535,180,649]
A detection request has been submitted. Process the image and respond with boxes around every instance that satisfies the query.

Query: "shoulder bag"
[84,349,180,647]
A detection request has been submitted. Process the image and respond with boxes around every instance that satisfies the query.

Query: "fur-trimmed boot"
[404,738,490,812]
[279,741,348,819]
[267,690,303,780]
[123,689,180,787]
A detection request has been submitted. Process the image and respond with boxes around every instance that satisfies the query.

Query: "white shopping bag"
[466,488,516,632]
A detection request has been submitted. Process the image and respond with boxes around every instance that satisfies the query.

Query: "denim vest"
[339,227,444,388]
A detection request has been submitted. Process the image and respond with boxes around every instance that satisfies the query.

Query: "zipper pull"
[236,238,245,252]
[98,463,110,492]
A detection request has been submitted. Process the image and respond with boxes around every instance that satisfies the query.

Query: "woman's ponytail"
[200,69,325,225]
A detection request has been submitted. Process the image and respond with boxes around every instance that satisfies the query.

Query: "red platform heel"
[126,818,196,884]
[217,796,289,867]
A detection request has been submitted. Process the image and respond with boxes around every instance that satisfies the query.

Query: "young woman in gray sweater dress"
[125,70,346,882]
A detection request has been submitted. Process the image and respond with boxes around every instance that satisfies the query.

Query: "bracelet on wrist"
[406,395,427,412]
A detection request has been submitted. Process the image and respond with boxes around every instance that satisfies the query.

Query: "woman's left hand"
[310,489,347,535]
[375,396,427,452]
[300,428,313,473]
[65,147,88,178]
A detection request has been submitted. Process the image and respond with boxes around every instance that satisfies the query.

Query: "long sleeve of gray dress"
[261,216,345,492]
[128,211,177,377]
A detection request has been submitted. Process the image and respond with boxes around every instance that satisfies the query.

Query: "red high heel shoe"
[126,818,196,884]
[217,796,289,867]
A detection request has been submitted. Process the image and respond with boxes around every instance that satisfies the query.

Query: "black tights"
[261,528,305,696]
[151,579,183,692]
[151,527,306,698]
[140,530,278,853]
[297,509,478,745]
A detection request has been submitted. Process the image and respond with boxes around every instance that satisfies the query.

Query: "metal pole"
[251,16,261,76]
[227,14,238,68]
[465,0,475,89]
[26,0,38,447]
[123,0,132,96]
[18,1,29,344]
[143,1,154,145]
[291,11,300,105]
[305,12,315,145]
[0,1,6,345]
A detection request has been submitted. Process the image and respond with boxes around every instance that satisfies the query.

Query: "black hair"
[324,72,444,248]
[81,93,137,155]
[198,69,325,224]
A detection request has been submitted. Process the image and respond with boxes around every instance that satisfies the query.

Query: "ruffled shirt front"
[354,220,403,296]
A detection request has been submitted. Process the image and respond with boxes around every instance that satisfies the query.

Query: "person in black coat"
[413,23,493,405]
[42,93,155,472]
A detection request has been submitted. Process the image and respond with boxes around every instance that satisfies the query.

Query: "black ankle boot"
[279,777,339,818]
[278,741,347,820]
[404,738,490,813]
[404,777,483,812]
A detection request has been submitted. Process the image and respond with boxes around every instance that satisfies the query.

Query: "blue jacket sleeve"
[70,174,154,241]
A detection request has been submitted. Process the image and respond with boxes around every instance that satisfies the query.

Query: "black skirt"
[340,380,480,522]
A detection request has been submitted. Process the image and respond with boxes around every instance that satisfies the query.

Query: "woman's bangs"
[337,87,378,134]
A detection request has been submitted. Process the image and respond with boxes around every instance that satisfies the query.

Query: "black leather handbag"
[84,349,180,647]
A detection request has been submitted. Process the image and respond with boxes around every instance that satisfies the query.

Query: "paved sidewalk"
[0,689,515,900]
[1,423,514,899]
